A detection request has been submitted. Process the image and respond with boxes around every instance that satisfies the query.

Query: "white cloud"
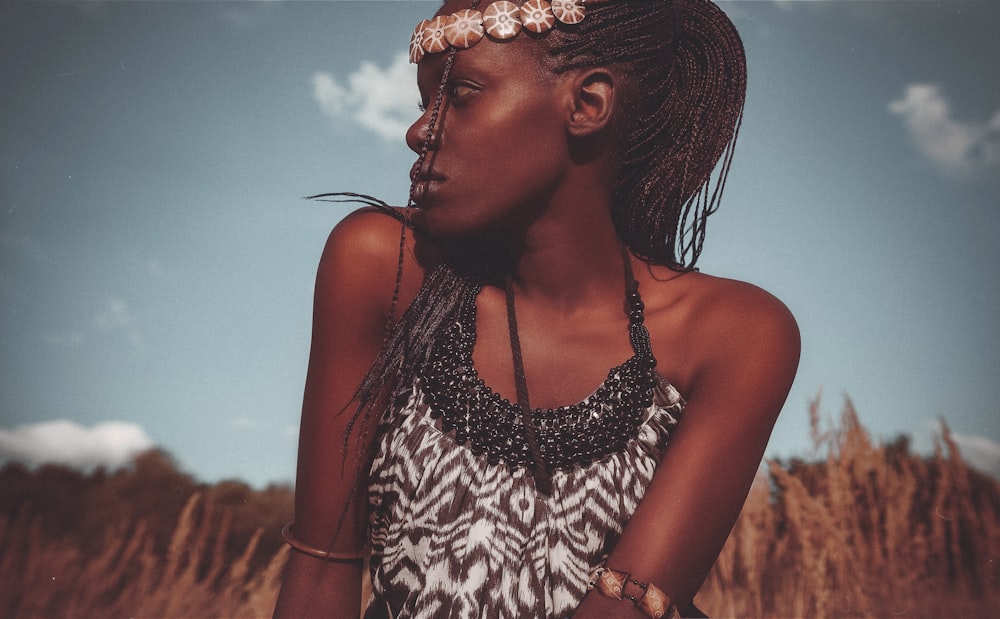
[95,296,143,349]
[312,52,419,142]
[952,433,1000,481]
[0,419,155,470]
[888,83,1000,179]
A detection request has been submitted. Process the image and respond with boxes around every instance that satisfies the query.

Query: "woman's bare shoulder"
[681,272,798,360]
[644,267,799,397]
[316,207,438,316]
[687,271,795,329]
[684,272,799,403]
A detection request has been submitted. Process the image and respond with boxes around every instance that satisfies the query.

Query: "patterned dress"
[365,284,684,619]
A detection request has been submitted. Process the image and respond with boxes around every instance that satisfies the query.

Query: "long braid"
[309,25,475,548]
[345,34,466,419]
[545,0,746,268]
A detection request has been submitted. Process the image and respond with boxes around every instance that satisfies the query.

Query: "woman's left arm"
[576,281,800,617]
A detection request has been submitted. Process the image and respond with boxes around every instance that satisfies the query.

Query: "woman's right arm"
[273,209,428,618]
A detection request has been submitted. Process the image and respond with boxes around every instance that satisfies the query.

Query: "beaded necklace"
[417,248,658,495]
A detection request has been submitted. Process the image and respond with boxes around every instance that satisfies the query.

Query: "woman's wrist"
[588,564,679,619]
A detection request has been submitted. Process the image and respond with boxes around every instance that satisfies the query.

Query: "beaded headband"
[409,0,588,63]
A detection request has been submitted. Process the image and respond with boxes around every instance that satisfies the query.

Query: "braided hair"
[544,0,746,267]
[326,0,747,515]
[359,0,745,389]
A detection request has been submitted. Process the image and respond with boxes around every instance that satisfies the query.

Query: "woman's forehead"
[416,32,548,89]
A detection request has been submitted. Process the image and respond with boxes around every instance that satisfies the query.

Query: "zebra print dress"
[365,381,684,618]
[365,282,684,618]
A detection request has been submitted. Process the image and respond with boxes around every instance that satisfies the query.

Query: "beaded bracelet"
[281,522,371,562]
[590,564,679,619]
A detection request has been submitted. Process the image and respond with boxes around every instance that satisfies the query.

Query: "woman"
[275,0,799,617]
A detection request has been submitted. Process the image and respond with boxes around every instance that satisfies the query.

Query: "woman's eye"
[449,82,476,100]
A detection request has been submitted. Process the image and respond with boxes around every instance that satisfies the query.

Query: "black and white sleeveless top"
[365,283,684,619]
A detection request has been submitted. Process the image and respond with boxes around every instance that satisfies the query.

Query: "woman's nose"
[405,115,425,154]
[406,107,440,154]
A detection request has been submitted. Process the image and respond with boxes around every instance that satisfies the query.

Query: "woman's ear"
[567,68,616,138]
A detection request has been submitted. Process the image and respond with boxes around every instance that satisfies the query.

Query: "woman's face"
[406,2,572,241]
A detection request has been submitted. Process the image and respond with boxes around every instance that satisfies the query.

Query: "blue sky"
[2,1,998,488]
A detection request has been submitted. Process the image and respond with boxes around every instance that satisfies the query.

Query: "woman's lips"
[409,164,446,206]
[409,162,446,184]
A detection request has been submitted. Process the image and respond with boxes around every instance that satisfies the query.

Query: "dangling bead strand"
[506,278,554,495]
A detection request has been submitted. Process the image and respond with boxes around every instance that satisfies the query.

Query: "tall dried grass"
[0,493,288,618]
[1,399,997,617]
[697,398,1000,617]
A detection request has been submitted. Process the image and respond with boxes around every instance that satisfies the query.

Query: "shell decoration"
[420,16,450,54]
[599,569,624,597]
[409,20,430,64]
[520,0,556,34]
[483,1,523,40]
[409,0,590,61]
[444,9,485,49]
[552,0,586,25]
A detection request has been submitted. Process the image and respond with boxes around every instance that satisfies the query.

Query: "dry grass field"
[1,399,997,617]
[697,400,1000,617]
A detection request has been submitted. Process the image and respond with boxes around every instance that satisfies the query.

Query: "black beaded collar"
[417,280,659,474]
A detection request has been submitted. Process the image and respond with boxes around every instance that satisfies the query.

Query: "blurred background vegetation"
[1,399,997,617]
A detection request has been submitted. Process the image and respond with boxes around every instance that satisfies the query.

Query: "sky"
[1,1,998,489]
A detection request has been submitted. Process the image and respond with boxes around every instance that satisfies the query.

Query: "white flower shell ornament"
[409,0,588,64]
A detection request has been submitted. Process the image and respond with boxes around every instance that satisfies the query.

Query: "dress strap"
[621,244,657,368]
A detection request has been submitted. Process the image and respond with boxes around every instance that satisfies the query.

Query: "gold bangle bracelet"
[281,522,371,562]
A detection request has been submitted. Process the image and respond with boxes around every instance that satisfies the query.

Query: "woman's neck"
[437,160,626,307]
[509,202,627,308]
